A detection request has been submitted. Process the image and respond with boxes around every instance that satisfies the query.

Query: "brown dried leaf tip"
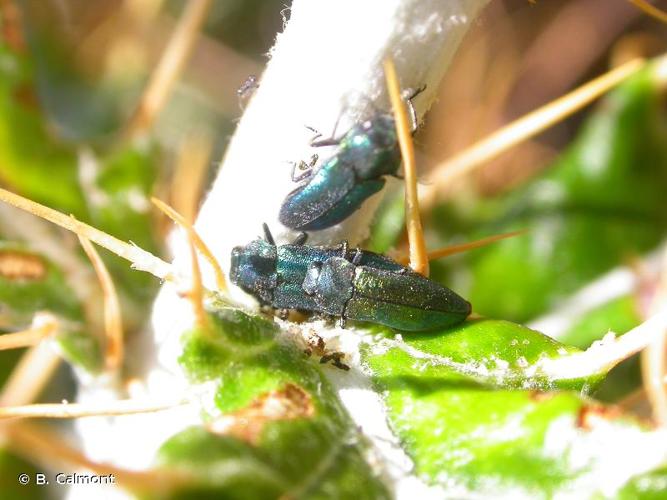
[0,250,46,281]
[207,384,315,445]
[576,403,622,431]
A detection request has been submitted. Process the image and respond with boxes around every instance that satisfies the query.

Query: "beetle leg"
[310,136,341,148]
[262,223,276,246]
[308,108,345,147]
[289,161,309,183]
[338,315,347,328]
[292,232,308,246]
[305,125,321,138]
[402,85,426,133]
[320,352,350,371]
[237,74,259,109]
[290,154,318,182]
[402,85,426,101]
[332,357,350,371]
[309,125,343,147]
[339,240,349,257]
[352,248,363,265]
[306,124,340,148]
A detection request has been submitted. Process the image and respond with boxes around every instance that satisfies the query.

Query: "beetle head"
[229,238,277,304]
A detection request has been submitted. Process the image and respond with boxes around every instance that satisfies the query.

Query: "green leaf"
[432,68,667,323]
[0,45,86,216]
[362,319,593,392]
[158,306,390,498]
[158,424,389,500]
[362,320,665,497]
[0,42,161,322]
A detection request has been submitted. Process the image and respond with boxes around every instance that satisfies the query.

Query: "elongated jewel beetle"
[230,225,471,331]
[278,87,424,231]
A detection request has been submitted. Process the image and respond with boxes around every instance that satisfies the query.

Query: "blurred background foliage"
[1,0,667,498]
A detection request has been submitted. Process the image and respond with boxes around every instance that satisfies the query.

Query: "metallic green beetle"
[230,226,470,331]
[278,87,424,231]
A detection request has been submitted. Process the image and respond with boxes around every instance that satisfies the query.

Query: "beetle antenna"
[262,223,276,246]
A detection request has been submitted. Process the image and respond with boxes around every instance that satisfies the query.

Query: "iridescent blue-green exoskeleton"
[230,225,471,331]
[278,87,424,231]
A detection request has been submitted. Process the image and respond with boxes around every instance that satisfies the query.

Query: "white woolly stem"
[180,0,491,300]
[148,2,491,497]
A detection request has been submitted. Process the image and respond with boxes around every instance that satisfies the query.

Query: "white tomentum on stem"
[176,0,492,300]
[149,0,493,497]
[73,1,495,499]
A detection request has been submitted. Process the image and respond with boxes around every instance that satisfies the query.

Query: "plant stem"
[188,0,492,304]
